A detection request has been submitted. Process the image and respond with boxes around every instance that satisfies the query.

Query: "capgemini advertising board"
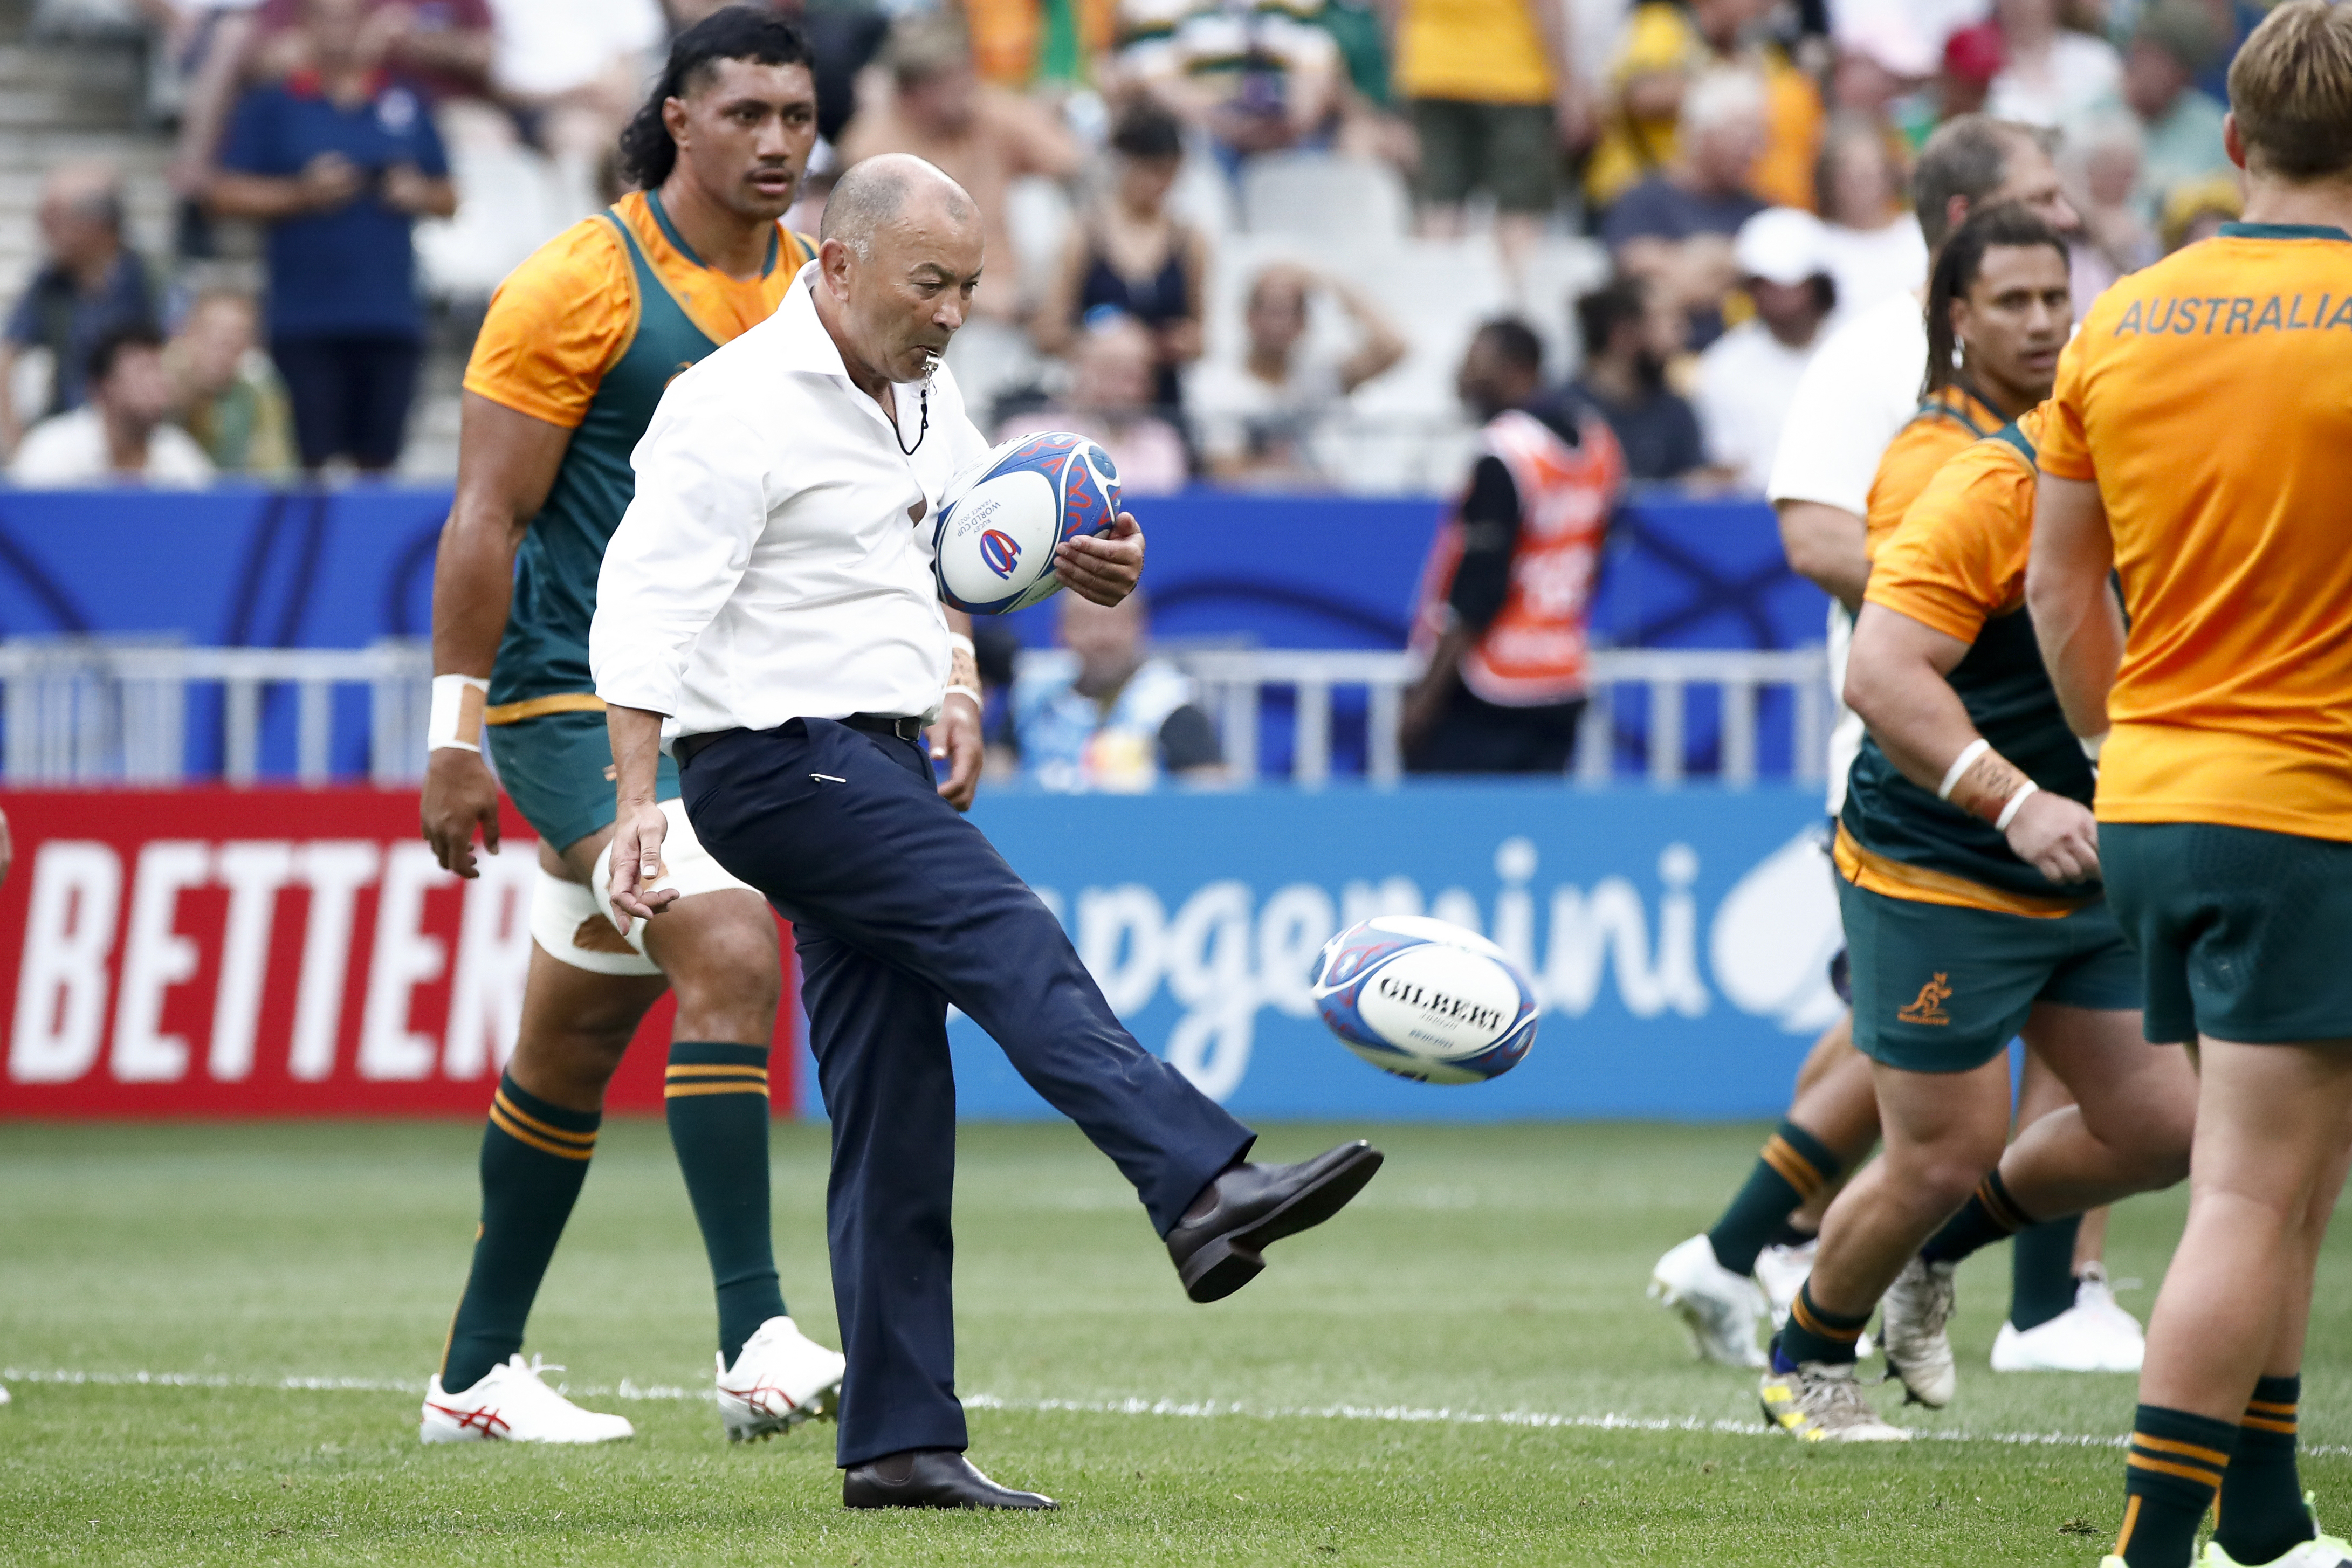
[918,783,1844,1122]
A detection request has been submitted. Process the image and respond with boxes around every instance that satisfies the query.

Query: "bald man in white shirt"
[590,154,1383,1512]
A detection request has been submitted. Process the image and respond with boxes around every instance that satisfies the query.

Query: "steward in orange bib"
[1403,318,1625,773]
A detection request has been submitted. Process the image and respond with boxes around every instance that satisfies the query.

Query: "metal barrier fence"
[1084,647,1831,787]
[0,639,1828,788]
[0,640,433,786]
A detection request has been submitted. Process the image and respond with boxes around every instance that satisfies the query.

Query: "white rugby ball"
[1309,915,1541,1085]
[932,431,1122,615]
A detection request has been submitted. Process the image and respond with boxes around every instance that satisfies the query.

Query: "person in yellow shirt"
[1586,0,1824,213]
[1393,0,1582,273]
[2026,6,2352,1565]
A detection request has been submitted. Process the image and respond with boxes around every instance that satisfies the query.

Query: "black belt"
[674,713,924,771]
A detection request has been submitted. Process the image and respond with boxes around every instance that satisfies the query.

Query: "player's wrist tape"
[1936,738,1990,801]
[428,674,489,753]
[947,632,975,656]
[943,683,983,709]
[1994,780,2041,833]
[2080,731,2107,761]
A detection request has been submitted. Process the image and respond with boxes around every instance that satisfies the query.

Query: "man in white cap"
[1692,206,1836,493]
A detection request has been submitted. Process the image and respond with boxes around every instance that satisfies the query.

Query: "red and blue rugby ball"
[932,431,1122,615]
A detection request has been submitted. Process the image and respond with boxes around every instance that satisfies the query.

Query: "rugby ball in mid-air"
[932,431,1122,614]
[1309,916,1541,1085]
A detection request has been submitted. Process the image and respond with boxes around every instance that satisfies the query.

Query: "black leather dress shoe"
[1166,1140,1384,1303]
[841,1448,1057,1510]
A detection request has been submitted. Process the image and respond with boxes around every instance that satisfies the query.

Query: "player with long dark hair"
[1759,204,2200,1441]
[415,8,844,1446]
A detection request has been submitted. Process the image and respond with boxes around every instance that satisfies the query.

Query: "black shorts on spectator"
[271,335,422,472]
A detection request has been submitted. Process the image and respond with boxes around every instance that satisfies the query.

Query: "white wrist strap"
[943,684,983,709]
[1936,738,1990,801]
[947,632,975,656]
[428,674,489,753]
[1995,780,2041,832]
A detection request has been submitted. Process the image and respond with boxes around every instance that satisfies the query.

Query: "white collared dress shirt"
[590,263,992,738]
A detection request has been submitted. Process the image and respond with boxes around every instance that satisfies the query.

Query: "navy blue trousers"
[682,718,1255,1466]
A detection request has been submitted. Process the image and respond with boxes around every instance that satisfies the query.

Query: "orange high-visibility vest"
[1412,407,1624,706]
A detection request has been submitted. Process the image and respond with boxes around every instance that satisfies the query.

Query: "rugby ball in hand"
[1309,916,1540,1085]
[932,431,1122,614]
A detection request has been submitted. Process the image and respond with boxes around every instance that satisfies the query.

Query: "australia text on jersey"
[2112,293,2352,336]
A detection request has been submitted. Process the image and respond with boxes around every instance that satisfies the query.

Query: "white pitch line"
[8,1366,2346,1457]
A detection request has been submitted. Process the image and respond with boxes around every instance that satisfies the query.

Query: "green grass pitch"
[6,1118,2350,1565]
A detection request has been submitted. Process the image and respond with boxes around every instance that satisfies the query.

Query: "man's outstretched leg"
[683,720,1384,1503]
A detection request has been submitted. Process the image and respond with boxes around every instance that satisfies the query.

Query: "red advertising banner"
[0,790,795,1118]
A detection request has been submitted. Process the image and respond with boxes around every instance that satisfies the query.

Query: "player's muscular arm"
[1847,602,2100,884]
[1775,500,1871,611]
[419,393,575,878]
[2025,473,2122,745]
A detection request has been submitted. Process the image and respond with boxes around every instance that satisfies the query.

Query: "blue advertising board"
[793,783,1844,1123]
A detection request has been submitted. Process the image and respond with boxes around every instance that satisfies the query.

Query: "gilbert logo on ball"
[1309,915,1540,1084]
[933,431,1123,614]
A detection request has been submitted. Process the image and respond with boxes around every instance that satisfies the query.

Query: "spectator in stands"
[1191,262,1407,487]
[250,0,494,102]
[2157,169,2240,254]
[836,14,1081,321]
[1318,0,1416,170]
[205,0,457,474]
[1695,208,1834,494]
[480,0,666,218]
[166,288,297,476]
[1110,0,1340,170]
[2110,0,2229,222]
[140,0,266,257]
[1898,22,2005,150]
[1034,101,1206,414]
[1560,273,1704,483]
[1402,318,1621,775]
[1603,67,1769,348]
[2065,114,2158,301]
[1009,590,1225,792]
[1829,11,1934,129]
[998,314,1191,496]
[1986,0,2120,130]
[0,162,157,456]
[1390,0,1583,275]
[11,326,214,488]
[1813,115,1928,321]
[1586,0,1823,215]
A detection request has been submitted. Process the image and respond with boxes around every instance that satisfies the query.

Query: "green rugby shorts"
[1837,879,2142,1072]
[2102,821,2352,1045]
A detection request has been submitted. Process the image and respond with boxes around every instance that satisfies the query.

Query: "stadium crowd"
[0,0,2259,490]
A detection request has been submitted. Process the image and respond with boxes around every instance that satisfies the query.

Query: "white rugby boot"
[419,1355,634,1444]
[1649,1234,1767,1367]
[1759,1360,1910,1442]
[716,1316,847,1442]
[1991,1265,2145,1373]
[2201,1532,2352,1567]
[1881,1256,1959,1407]
[1754,1237,1815,1331]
